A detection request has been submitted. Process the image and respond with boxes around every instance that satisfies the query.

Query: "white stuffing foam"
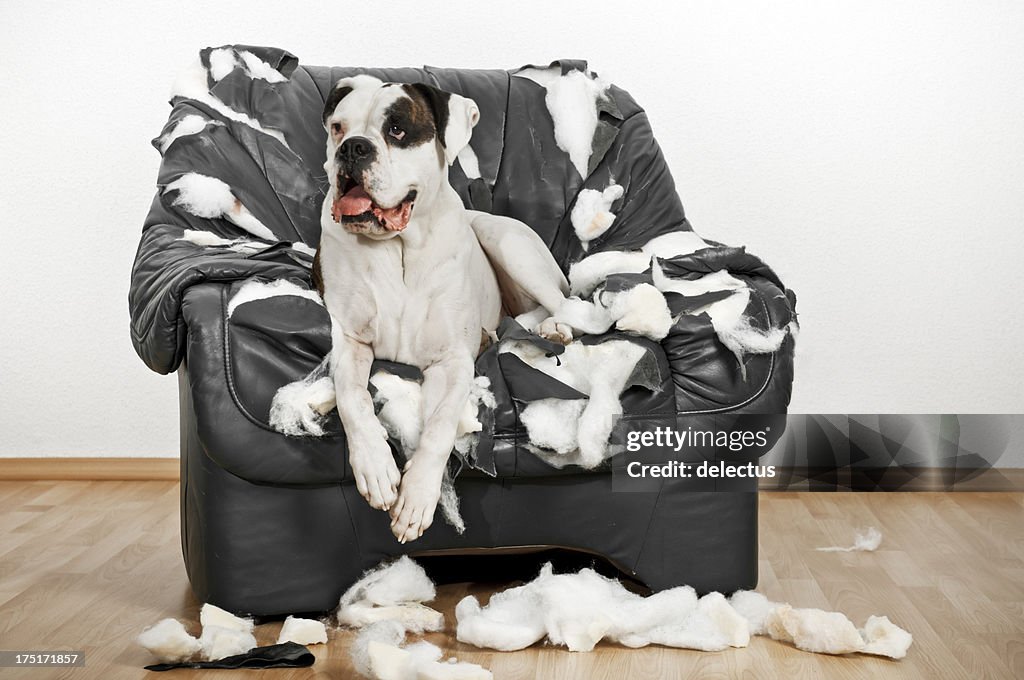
[291,242,317,257]
[571,184,624,248]
[568,251,651,297]
[516,68,610,178]
[504,340,647,467]
[164,173,276,241]
[277,616,328,645]
[342,556,436,608]
[605,283,673,340]
[520,399,586,455]
[366,639,437,680]
[137,606,256,665]
[561,245,791,380]
[457,145,482,180]
[438,473,465,535]
[179,228,236,248]
[455,586,547,652]
[653,264,789,371]
[728,590,779,636]
[369,373,492,533]
[371,373,492,456]
[198,624,257,661]
[199,603,254,633]
[178,229,266,255]
[270,362,489,534]
[170,58,290,147]
[766,605,865,655]
[267,355,333,438]
[384,641,433,677]
[651,263,747,298]
[450,377,496,529]
[351,621,405,678]
[237,50,288,83]
[707,289,788,375]
[731,593,911,659]
[165,174,237,219]
[370,372,424,452]
[860,615,914,659]
[573,341,647,467]
[207,48,239,82]
[269,375,335,437]
[456,564,748,653]
[159,114,224,154]
[465,377,496,429]
[618,591,750,652]
[208,48,288,83]
[136,618,201,663]
[340,602,445,634]
[454,567,912,660]
[338,556,444,634]
[227,278,323,318]
[816,527,883,553]
[415,656,492,680]
[716,313,789,359]
[360,634,492,680]
[640,231,710,259]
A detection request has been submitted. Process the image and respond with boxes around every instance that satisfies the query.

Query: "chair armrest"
[664,275,796,416]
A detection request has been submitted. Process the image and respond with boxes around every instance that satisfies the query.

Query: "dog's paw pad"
[537,317,573,345]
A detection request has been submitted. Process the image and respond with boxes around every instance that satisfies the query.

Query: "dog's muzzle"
[330,136,416,233]
[332,176,417,233]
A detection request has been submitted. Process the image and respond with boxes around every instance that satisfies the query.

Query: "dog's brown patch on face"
[382,86,438,148]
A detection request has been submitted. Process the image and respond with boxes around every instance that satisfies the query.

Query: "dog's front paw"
[349,437,401,511]
[537,316,573,345]
[388,459,444,543]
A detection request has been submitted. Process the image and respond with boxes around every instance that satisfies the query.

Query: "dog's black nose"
[338,136,375,165]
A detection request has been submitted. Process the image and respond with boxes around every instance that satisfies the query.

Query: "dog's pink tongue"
[332,185,373,222]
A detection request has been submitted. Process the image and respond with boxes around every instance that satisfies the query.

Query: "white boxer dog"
[316,75,574,543]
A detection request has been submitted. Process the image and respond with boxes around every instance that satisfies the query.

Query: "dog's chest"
[318,234,467,363]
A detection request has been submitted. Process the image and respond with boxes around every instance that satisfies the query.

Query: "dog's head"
[322,75,479,238]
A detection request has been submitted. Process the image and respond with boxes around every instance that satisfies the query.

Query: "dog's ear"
[322,84,352,127]
[322,75,385,128]
[408,83,480,166]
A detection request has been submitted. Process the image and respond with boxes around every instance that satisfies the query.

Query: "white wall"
[1,0,1022,458]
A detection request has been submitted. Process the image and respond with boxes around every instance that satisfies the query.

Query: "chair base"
[179,368,758,616]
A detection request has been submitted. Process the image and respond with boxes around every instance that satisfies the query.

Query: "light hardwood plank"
[0,483,1021,678]
[0,458,178,481]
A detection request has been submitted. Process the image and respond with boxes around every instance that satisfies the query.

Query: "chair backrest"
[154,45,691,269]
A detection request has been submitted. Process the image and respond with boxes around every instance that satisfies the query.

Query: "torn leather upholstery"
[129,46,797,615]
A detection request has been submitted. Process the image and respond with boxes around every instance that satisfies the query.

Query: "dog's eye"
[388,125,406,141]
[330,122,342,135]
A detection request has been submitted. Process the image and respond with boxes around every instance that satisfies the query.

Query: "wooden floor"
[0,483,1021,679]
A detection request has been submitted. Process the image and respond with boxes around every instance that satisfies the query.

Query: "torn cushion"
[196,278,677,483]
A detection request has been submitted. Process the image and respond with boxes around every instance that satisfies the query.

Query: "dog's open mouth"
[331,176,416,232]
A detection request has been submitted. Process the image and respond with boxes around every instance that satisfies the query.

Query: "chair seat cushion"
[218,278,677,483]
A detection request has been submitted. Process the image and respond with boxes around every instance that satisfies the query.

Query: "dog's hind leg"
[330,318,401,511]
[468,211,569,314]
[389,355,475,543]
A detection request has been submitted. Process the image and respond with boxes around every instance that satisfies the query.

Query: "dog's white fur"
[319,76,573,543]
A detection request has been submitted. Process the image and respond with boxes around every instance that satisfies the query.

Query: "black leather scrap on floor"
[143,642,314,672]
